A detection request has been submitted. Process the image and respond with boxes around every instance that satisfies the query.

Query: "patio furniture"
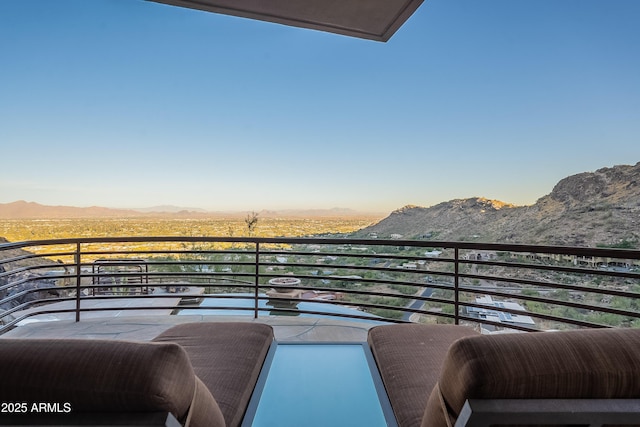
[152,322,274,427]
[368,324,480,426]
[368,324,640,427]
[0,322,274,427]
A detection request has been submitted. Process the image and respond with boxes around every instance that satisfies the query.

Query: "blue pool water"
[246,344,392,427]
[178,293,383,323]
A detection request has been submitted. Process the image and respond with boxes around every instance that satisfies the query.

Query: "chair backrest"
[0,338,225,427]
[422,328,640,427]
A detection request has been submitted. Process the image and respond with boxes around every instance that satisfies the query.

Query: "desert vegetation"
[2,217,639,327]
[0,216,378,244]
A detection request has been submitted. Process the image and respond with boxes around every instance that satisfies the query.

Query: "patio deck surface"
[1,315,379,342]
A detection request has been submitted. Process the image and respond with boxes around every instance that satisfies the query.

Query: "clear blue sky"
[1,0,639,214]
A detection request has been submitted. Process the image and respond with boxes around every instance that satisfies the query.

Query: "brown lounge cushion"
[0,338,225,427]
[424,328,640,427]
[368,324,479,427]
[153,322,274,427]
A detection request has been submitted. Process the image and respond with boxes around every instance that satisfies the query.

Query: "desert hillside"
[356,162,640,248]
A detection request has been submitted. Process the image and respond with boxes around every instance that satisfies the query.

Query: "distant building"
[466,295,535,332]
[424,250,442,258]
[464,251,496,261]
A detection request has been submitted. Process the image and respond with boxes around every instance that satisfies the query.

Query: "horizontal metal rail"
[1,237,639,334]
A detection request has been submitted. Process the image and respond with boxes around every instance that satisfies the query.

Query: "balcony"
[2,237,640,426]
[2,236,640,333]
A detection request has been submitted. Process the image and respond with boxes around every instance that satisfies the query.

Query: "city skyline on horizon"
[1,0,639,213]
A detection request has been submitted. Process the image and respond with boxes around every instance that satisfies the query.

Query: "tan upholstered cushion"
[368,324,479,427]
[424,328,640,427]
[189,377,226,427]
[153,322,274,427]
[0,338,224,425]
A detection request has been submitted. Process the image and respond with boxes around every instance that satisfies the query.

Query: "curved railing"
[1,237,640,334]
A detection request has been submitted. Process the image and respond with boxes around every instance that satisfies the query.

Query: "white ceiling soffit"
[146,0,424,42]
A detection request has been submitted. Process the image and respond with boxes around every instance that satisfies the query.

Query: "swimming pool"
[178,293,383,323]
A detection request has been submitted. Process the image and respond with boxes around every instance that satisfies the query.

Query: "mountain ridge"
[357,162,640,248]
[3,162,639,248]
[0,200,381,219]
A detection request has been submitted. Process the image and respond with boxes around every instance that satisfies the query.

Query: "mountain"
[0,201,144,219]
[0,201,223,219]
[356,162,640,248]
[132,205,209,213]
[0,201,380,220]
[257,208,383,218]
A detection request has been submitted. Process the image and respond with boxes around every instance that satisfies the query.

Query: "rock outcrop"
[357,162,640,248]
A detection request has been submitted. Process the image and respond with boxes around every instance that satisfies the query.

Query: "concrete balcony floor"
[1,315,379,342]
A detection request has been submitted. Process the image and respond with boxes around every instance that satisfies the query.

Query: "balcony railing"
[1,237,640,334]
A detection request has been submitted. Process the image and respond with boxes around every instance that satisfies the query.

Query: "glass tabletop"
[243,343,396,427]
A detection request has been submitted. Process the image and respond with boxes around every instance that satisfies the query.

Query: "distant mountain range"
[356,162,640,248]
[0,201,379,219]
[132,205,209,214]
[3,162,639,248]
[0,201,143,219]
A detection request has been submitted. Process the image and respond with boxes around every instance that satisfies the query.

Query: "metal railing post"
[454,246,460,325]
[1,236,639,334]
[75,242,81,322]
[254,241,260,319]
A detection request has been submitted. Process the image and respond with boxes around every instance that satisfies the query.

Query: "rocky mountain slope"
[356,162,640,248]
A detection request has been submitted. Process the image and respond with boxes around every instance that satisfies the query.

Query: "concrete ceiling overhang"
[146,0,424,42]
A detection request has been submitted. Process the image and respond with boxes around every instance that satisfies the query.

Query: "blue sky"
[1,0,639,214]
